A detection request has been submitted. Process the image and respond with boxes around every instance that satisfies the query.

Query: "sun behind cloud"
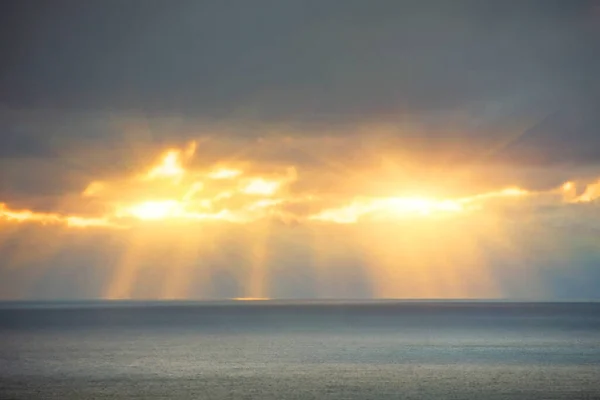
[1,140,598,228]
[2,139,600,300]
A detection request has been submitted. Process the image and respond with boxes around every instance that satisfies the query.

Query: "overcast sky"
[1,0,599,300]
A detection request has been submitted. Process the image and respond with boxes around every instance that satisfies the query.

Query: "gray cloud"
[1,0,599,182]
[1,1,598,150]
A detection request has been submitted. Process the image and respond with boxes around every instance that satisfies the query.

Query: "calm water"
[1,301,599,399]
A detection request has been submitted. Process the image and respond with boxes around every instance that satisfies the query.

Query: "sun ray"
[159,225,213,299]
[243,222,271,299]
[104,229,149,299]
[3,137,598,300]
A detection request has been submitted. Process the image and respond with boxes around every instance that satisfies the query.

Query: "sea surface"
[1,301,599,399]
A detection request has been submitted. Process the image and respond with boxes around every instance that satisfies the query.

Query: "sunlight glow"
[82,181,105,197]
[0,139,592,232]
[309,188,529,224]
[145,142,197,182]
[65,216,120,228]
[0,203,120,228]
[0,203,60,224]
[573,180,600,203]
[208,168,242,179]
[309,197,463,224]
[125,200,182,220]
[459,187,529,204]
[242,178,281,196]
[1,138,598,301]
[146,151,185,181]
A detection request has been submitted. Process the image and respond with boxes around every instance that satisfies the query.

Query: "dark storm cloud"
[496,105,600,166]
[1,1,598,132]
[0,128,52,158]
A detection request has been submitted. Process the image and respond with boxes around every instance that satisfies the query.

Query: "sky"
[0,0,599,300]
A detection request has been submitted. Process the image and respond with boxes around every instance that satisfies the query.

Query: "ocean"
[1,301,599,399]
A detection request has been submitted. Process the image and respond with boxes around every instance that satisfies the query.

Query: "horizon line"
[1,298,599,305]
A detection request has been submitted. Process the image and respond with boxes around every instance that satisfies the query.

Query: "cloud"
[2,134,600,227]
[1,1,599,163]
[3,1,596,112]
[1,1,600,300]
[1,139,599,300]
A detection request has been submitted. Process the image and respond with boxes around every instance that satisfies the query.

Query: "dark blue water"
[1,301,599,399]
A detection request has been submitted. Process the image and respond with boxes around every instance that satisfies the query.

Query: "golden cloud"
[1,140,598,230]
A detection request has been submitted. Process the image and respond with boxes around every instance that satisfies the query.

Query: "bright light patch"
[574,180,600,203]
[381,197,463,215]
[145,143,196,182]
[182,182,204,201]
[65,216,120,228]
[82,181,105,196]
[310,196,464,223]
[500,187,527,196]
[243,178,280,196]
[147,151,184,180]
[247,199,283,210]
[460,187,529,204]
[0,203,121,228]
[0,204,60,224]
[126,200,182,220]
[208,168,242,179]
